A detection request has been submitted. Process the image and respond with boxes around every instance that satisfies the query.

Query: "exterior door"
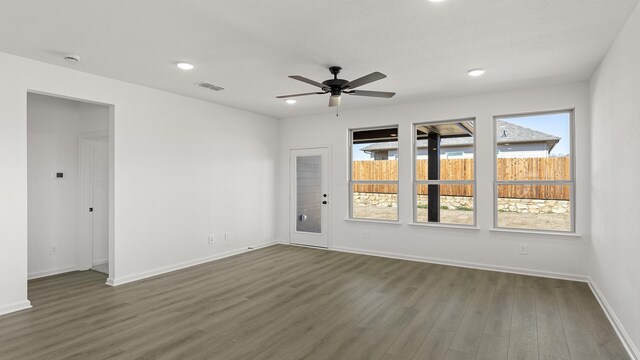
[290,148,329,248]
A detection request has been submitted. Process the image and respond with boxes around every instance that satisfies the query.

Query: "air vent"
[197,82,224,91]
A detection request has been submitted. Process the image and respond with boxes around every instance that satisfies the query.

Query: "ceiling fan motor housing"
[323,66,350,95]
[322,79,349,95]
[322,79,350,94]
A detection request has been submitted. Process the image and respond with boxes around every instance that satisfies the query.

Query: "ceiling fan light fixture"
[329,95,341,107]
[467,68,486,77]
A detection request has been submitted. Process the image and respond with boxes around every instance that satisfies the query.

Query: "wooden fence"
[352,157,570,200]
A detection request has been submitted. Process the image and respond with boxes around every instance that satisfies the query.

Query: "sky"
[502,112,571,155]
[352,112,571,160]
[353,143,372,160]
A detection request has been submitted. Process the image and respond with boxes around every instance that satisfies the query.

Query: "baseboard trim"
[92,259,108,266]
[107,241,277,286]
[588,281,639,360]
[0,300,32,316]
[329,246,588,282]
[247,241,277,250]
[28,265,79,280]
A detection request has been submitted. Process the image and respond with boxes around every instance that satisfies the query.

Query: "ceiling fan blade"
[344,72,387,90]
[328,95,341,107]
[276,92,326,99]
[347,90,396,98]
[289,75,329,89]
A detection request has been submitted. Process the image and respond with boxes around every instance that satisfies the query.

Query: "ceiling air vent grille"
[197,82,225,91]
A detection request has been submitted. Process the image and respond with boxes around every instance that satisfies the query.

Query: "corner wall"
[0,51,279,315]
[277,82,591,279]
[590,2,640,357]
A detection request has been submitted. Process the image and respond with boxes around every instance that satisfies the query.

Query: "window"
[350,126,399,221]
[494,111,574,232]
[414,119,475,226]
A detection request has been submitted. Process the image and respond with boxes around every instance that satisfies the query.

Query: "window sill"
[489,228,582,238]
[409,222,479,230]
[344,218,402,225]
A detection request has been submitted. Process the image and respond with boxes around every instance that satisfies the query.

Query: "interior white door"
[290,148,330,248]
[91,137,109,266]
[78,135,109,271]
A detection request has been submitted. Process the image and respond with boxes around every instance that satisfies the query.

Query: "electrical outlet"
[363,232,369,239]
[519,244,528,255]
[225,232,230,241]
[208,234,215,244]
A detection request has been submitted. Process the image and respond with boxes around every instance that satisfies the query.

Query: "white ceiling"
[0,0,638,119]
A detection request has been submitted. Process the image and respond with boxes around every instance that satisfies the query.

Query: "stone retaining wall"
[353,192,569,214]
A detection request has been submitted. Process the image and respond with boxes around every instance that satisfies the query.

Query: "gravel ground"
[352,205,570,231]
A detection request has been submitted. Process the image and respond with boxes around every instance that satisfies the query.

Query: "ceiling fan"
[277,66,396,107]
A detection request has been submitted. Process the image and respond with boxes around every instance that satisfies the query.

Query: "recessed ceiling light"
[285,99,297,104]
[467,68,486,77]
[176,62,194,70]
[428,0,446,2]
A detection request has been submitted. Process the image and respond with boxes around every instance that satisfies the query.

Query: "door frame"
[78,130,109,271]
[289,146,331,248]
[25,90,116,291]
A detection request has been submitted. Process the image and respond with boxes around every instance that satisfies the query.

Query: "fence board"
[352,157,570,200]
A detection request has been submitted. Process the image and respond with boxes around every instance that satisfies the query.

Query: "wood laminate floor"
[0,245,630,360]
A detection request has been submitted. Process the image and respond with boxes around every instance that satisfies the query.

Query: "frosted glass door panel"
[296,155,322,233]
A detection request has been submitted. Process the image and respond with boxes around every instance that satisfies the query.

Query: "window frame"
[412,118,477,227]
[348,125,400,223]
[492,109,576,233]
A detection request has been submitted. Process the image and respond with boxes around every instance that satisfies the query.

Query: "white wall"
[590,2,640,357]
[27,93,108,278]
[0,51,278,315]
[277,82,591,279]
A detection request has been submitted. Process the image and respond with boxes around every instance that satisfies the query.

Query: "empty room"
[0,1,639,359]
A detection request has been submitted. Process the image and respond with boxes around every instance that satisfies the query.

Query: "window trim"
[492,109,576,234]
[348,125,400,223]
[412,118,477,227]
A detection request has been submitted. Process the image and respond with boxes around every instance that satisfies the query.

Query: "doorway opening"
[27,92,113,285]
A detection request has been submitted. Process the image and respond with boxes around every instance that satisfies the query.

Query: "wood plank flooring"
[0,245,630,360]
